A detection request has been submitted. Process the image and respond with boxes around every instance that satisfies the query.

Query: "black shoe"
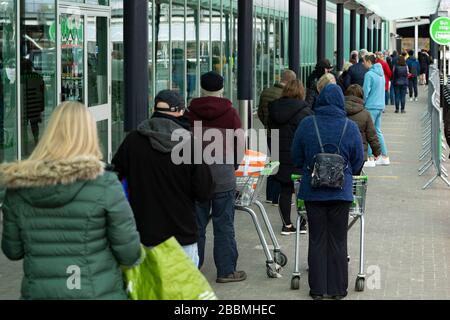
[281,225,296,235]
[401,110,406,114]
[331,293,347,300]
[310,292,324,300]
[395,110,399,113]
[216,271,247,283]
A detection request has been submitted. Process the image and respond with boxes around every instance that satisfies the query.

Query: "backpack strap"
[337,119,349,152]
[312,116,325,153]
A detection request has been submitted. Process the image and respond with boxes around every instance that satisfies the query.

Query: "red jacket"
[377,59,392,91]
[187,96,241,130]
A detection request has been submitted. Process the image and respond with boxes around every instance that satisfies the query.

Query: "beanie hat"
[201,71,224,96]
[154,90,185,112]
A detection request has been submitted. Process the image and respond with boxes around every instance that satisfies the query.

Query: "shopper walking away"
[392,56,409,114]
[344,84,381,169]
[406,50,420,102]
[418,49,430,85]
[258,69,297,205]
[186,71,246,283]
[291,84,364,300]
[268,79,313,235]
[1,101,142,300]
[112,90,214,266]
[363,53,390,166]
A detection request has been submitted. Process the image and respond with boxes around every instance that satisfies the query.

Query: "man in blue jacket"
[363,53,390,167]
[344,49,369,88]
[406,50,421,102]
[291,84,364,300]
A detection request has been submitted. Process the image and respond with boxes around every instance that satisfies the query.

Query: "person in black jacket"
[305,59,334,109]
[112,90,214,266]
[269,79,313,235]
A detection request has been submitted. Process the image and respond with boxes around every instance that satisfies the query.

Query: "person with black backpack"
[406,50,421,102]
[291,84,364,300]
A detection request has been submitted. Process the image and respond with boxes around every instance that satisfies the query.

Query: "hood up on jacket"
[314,84,347,118]
[269,98,309,125]
[0,156,104,207]
[138,117,191,154]
[345,96,365,116]
[188,96,233,121]
[370,63,385,78]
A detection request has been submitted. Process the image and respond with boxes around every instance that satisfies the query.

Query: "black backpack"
[310,116,349,189]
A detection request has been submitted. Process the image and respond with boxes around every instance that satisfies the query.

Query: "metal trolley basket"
[290,175,368,292]
[235,161,288,278]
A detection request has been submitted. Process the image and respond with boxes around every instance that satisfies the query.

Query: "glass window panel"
[111,0,124,154]
[199,4,211,76]
[172,2,185,98]
[0,0,18,162]
[87,16,108,107]
[60,13,84,104]
[96,119,108,160]
[155,2,170,93]
[186,3,198,102]
[21,0,56,158]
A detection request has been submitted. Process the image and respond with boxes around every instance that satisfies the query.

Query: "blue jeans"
[196,190,238,278]
[389,83,396,105]
[146,243,199,266]
[367,109,388,157]
[385,90,389,106]
[394,85,407,111]
[409,77,418,98]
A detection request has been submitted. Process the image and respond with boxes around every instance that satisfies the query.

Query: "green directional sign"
[430,17,450,46]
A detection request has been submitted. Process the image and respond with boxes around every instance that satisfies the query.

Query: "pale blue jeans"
[146,243,199,267]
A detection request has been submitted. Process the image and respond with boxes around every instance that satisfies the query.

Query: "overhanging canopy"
[355,0,441,21]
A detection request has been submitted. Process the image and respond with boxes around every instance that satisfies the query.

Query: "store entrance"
[57,5,111,161]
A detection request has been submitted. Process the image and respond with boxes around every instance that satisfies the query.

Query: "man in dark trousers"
[112,90,214,266]
[186,71,246,283]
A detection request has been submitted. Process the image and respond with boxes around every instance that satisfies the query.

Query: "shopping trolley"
[290,175,368,292]
[235,160,288,278]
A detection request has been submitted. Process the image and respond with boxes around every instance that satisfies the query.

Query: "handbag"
[123,237,217,300]
[310,116,349,189]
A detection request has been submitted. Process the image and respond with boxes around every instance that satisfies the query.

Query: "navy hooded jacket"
[291,84,364,202]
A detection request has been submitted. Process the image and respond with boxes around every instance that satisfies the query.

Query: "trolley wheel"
[291,276,300,290]
[274,252,288,267]
[355,277,365,292]
[266,266,280,278]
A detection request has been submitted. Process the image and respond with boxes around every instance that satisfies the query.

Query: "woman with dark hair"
[269,79,313,235]
[305,59,334,108]
[393,55,409,114]
[291,84,364,300]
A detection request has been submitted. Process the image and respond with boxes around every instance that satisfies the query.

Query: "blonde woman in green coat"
[1,101,142,300]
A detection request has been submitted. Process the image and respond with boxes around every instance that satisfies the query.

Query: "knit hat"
[154,90,185,112]
[201,71,224,97]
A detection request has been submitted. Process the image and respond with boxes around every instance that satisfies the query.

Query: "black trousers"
[305,201,351,296]
[278,181,294,226]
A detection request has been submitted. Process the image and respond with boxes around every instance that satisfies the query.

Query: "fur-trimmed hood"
[0,156,105,207]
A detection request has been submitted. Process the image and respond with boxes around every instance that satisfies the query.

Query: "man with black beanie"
[112,90,214,265]
[186,71,246,283]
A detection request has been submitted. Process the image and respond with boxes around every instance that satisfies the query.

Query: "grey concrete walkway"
[1,86,450,300]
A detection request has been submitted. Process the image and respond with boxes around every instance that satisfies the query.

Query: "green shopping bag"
[123,237,217,300]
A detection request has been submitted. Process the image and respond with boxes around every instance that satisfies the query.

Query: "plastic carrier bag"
[123,237,217,300]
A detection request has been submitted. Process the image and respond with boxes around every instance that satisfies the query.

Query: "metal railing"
[418,65,450,189]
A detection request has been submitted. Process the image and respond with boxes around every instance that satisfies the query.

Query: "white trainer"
[409,98,413,102]
[364,159,376,168]
[375,156,390,166]
[414,98,418,102]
